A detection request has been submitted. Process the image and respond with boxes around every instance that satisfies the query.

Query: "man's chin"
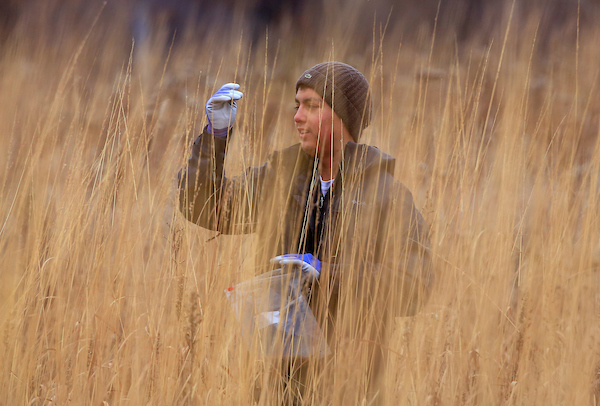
[300,142,317,157]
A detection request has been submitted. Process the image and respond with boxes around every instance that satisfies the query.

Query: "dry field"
[1,1,600,404]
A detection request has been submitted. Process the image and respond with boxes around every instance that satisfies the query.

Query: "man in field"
[178,62,433,403]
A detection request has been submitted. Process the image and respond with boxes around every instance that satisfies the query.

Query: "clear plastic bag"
[225,268,331,359]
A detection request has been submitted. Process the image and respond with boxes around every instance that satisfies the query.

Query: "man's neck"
[317,127,355,181]
[318,152,341,181]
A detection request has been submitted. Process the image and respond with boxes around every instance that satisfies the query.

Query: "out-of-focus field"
[1,0,599,404]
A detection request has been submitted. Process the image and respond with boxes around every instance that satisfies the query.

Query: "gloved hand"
[205,83,243,137]
[270,253,321,281]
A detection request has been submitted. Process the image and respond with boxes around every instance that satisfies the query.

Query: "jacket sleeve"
[177,127,269,234]
[385,183,434,316]
[324,182,433,317]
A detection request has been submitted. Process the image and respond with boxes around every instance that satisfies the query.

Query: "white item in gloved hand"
[205,83,243,136]
[270,253,321,281]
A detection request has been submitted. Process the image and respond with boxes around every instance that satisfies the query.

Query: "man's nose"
[294,107,304,123]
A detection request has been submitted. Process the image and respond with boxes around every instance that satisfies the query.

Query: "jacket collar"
[292,141,396,179]
[288,141,396,205]
[339,141,396,179]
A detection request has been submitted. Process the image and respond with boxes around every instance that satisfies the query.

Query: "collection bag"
[225,268,331,358]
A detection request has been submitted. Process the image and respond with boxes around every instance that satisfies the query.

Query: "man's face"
[294,87,342,158]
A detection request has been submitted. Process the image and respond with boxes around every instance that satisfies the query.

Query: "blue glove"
[270,253,321,280]
[205,83,243,137]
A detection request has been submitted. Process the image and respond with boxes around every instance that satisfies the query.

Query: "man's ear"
[339,119,354,144]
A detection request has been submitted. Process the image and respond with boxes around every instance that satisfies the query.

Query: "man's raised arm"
[178,83,259,234]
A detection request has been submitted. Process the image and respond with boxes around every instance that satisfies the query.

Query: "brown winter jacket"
[178,128,433,330]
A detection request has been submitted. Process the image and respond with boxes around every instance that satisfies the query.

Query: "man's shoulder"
[266,143,309,166]
[348,144,416,205]
[351,143,394,161]
[345,142,396,177]
[276,143,304,158]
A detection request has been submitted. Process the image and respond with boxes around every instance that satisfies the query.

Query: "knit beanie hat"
[296,62,372,141]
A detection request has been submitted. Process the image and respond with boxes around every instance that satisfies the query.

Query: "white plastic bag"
[225,268,331,358]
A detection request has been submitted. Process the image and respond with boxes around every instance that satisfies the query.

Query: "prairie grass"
[1,1,599,404]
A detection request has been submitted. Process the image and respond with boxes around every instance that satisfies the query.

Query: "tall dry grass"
[1,0,599,404]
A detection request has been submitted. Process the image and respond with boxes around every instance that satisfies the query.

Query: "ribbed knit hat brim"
[296,62,372,141]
